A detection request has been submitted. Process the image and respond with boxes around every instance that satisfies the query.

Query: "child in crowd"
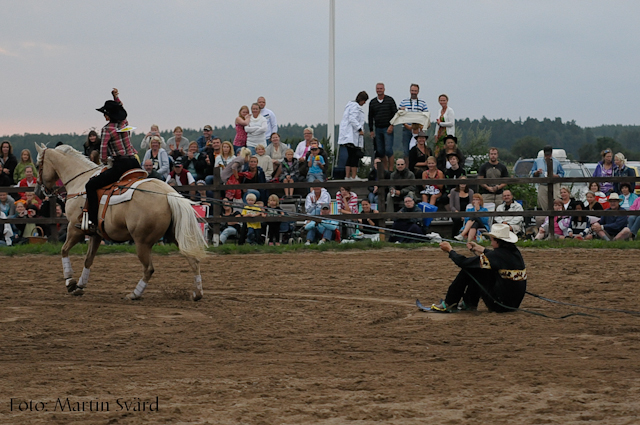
[536,199,570,240]
[277,149,299,198]
[264,194,285,245]
[255,144,274,181]
[220,198,241,244]
[304,204,339,245]
[306,145,326,182]
[241,194,262,245]
[567,200,590,240]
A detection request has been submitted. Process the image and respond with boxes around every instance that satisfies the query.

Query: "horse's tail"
[167,193,208,260]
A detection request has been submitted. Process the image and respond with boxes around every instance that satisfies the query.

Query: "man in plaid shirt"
[81,88,139,235]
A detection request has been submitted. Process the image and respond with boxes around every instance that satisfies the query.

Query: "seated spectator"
[559,186,575,210]
[535,199,570,240]
[17,165,37,199]
[0,192,16,217]
[89,150,101,165]
[455,193,490,242]
[241,193,262,245]
[585,191,604,211]
[493,189,524,235]
[13,149,38,183]
[478,147,509,206]
[592,148,617,195]
[166,158,195,197]
[367,157,390,205]
[408,130,432,177]
[421,156,444,206]
[0,211,13,246]
[436,135,465,173]
[294,127,315,161]
[627,196,640,239]
[240,156,267,202]
[567,200,590,240]
[214,141,236,171]
[24,191,42,211]
[201,137,220,177]
[44,203,67,242]
[264,194,285,245]
[83,130,100,157]
[588,192,631,240]
[306,140,326,183]
[143,136,170,179]
[386,159,416,212]
[255,144,274,181]
[613,152,636,194]
[448,177,473,237]
[336,186,358,214]
[182,141,209,182]
[357,199,381,235]
[305,186,331,215]
[166,126,189,160]
[276,149,299,198]
[304,204,339,245]
[219,198,241,244]
[265,133,289,177]
[443,153,465,198]
[618,183,638,210]
[221,147,252,185]
[390,196,425,243]
[142,159,165,180]
[140,124,166,150]
[195,181,210,209]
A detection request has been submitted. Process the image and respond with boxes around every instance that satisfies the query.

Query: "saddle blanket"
[99,178,155,205]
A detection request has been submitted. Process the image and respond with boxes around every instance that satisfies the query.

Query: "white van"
[536,149,568,162]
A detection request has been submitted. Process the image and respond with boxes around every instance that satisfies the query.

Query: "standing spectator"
[433,94,455,152]
[17,166,37,199]
[386,159,416,212]
[436,135,466,173]
[196,125,215,153]
[390,196,426,243]
[535,199,571,240]
[142,136,170,179]
[398,84,428,161]
[592,148,617,195]
[530,145,565,212]
[13,149,38,183]
[83,130,100,157]
[233,106,250,154]
[613,152,636,194]
[142,159,164,180]
[338,91,368,180]
[408,130,432,177]
[166,126,189,161]
[265,133,289,178]
[255,144,274,181]
[257,96,278,143]
[0,140,18,187]
[140,124,166,150]
[305,186,331,215]
[449,177,473,237]
[219,198,242,244]
[368,83,397,170]
[455,194,490,242]
[182,141,208,182]
[245,103,268,155]
[493,189,524,235]
[0,192,16,217]
[421,156,445,206]
[478,147,510,207]
[589,193,631,240]
[294,127,315,160]
[277,149,299,198]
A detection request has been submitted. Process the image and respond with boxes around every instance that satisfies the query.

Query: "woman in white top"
[255,144,274,181]
[338,91,368,180]
[214,141,236,170]
[140,124,166,150]
[245,103,267,154]
[142,136,170,178]
[434,94,455,150]
[265,132,289,177]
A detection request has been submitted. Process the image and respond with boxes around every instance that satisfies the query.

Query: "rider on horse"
[81,88,139,235]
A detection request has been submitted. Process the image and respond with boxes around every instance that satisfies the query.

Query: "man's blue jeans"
[374,127,394,158]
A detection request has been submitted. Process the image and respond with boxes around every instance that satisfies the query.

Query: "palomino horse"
[35,144,207,300]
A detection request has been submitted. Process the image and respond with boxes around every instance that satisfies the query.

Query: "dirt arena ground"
[2,248,640,424]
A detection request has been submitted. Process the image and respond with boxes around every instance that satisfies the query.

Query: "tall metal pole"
[328,0,336,170]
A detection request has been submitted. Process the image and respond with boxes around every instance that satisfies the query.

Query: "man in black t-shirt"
[477,147,509,206]
[368,83,397,171]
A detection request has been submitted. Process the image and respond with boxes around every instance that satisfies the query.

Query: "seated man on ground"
[589,192,632,241]
[304,204,339,245]
[493,189,524,235]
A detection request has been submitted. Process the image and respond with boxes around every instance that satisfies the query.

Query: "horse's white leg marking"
[62,257,73,279]
[78,267,90,288]
[193,274,203,301]
[133,279,147,298]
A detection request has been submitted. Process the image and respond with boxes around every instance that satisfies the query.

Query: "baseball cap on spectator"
[321,204,330,210]
[204,125,213,131]
[174,158,184,167]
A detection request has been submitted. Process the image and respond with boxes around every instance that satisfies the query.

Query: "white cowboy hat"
[485,223,518,243]
[607,193,621,201]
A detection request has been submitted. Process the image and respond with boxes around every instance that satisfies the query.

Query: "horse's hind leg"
[126,243,154,300]
[185,255,203,301]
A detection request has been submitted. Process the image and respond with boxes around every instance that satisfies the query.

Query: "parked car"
[513,155,591,200]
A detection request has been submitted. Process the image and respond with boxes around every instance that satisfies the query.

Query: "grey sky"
[2,0,639,136]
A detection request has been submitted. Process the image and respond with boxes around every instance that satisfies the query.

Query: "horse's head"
[35,143,60,195]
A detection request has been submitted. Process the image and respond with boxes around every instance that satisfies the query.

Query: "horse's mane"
[51,145,100,169]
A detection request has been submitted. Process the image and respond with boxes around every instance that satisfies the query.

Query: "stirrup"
[81,211,90,231]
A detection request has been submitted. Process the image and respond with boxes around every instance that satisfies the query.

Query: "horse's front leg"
[65,232,101,296]
[61,225,85,295]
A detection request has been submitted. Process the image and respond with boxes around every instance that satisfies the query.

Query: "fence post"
[211,167,221,246]
[49,196,58,243]
[546,157,555,241]
[376,161,387,241]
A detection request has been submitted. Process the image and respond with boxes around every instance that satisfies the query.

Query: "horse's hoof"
[66,278,78,293]
[124,292,141,301]
[70,287,84,296]
[192,291,203,302]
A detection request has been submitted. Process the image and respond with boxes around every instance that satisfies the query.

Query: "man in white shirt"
[257,96,278,143]
[493,190,524,234]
